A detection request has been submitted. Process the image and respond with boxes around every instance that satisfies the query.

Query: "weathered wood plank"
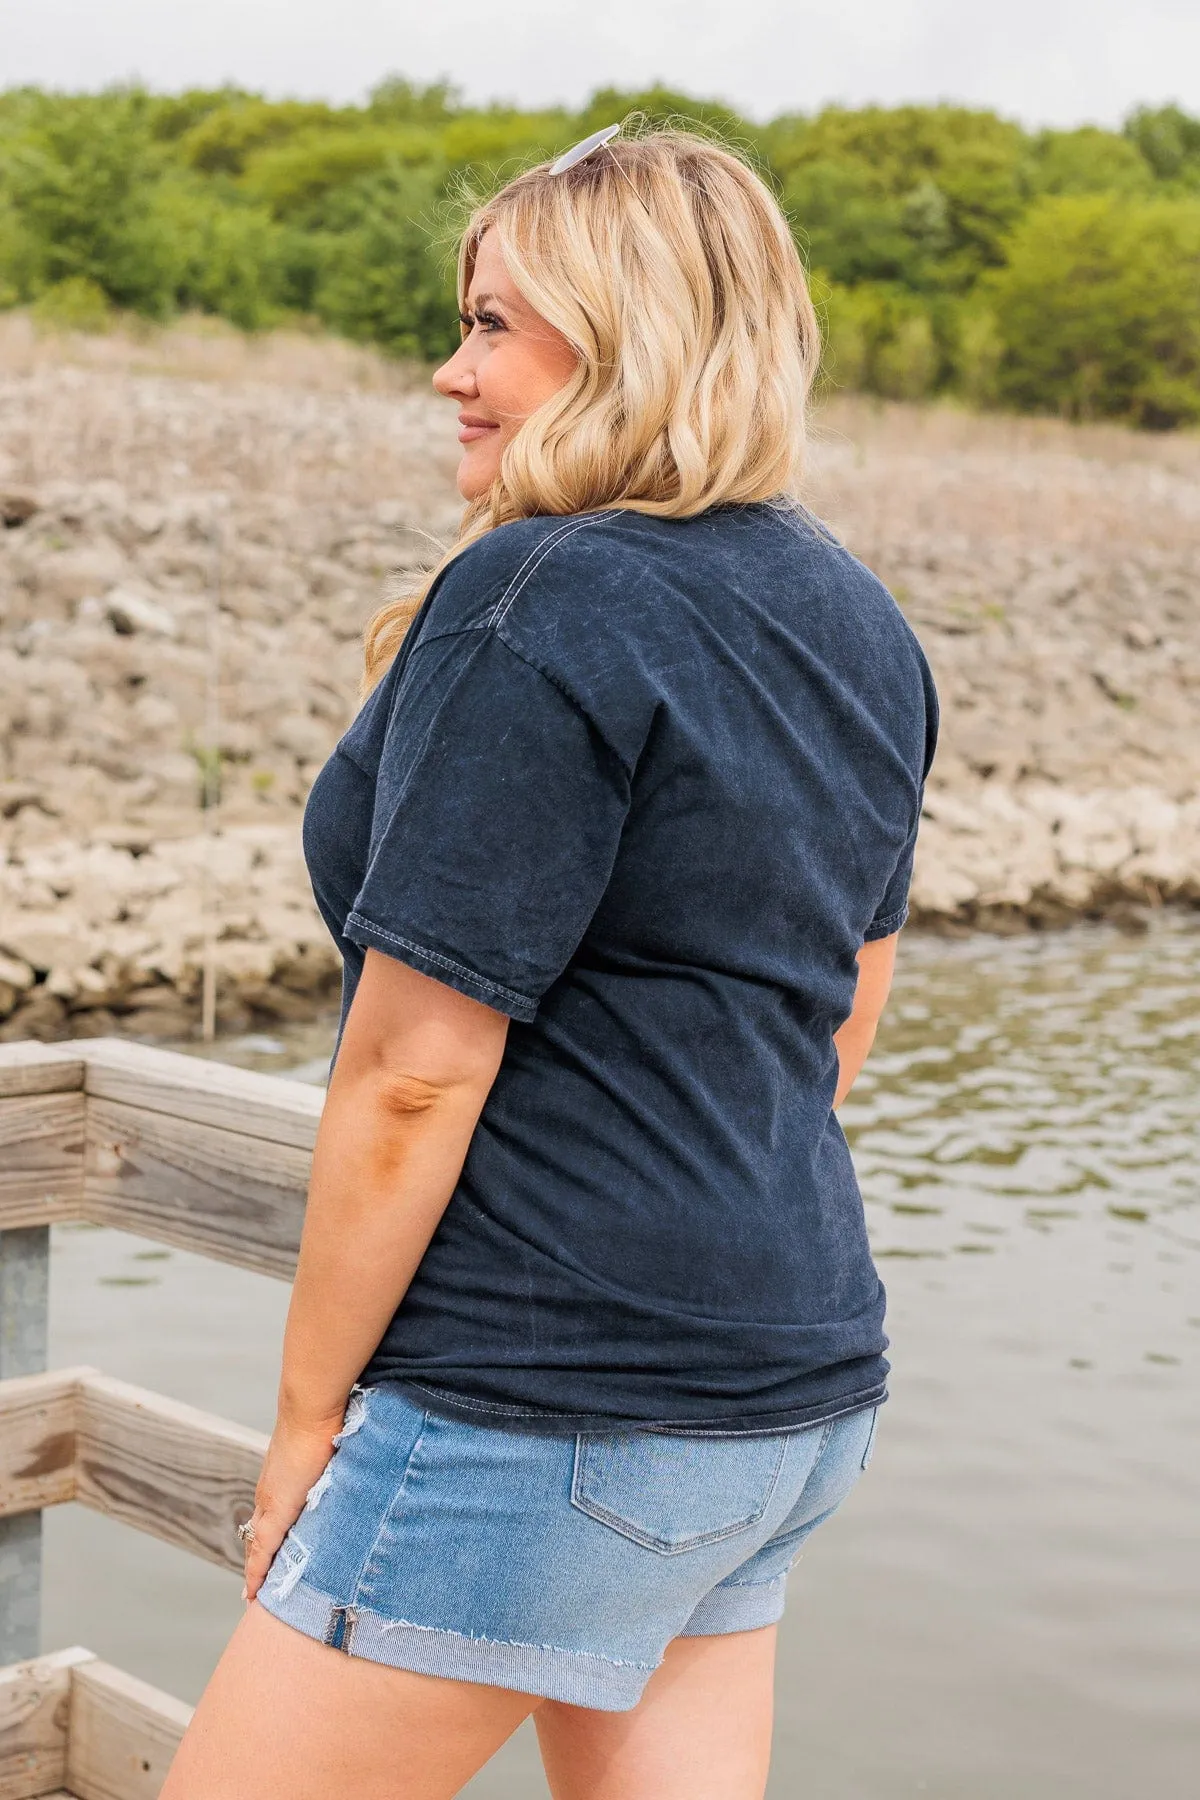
[0,1047,86,1103]
[0,1646,94,1800]
[83,1096,307,1279]
[0,1369,266,1573]
[74,1374,266,1573]
[67,1660,192,1800]
[81,1039,324,1152]
[0,1369,80,1520]
[0,1097,85,1231]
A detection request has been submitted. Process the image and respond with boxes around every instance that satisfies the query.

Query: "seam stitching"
[344,914,535,1013]
[570,1432,789,1555]
[865,904,908,938]
[401,1380,568,1419]
[350,1411,431,1606]
[487,515,607,629]
[481,527,577,628]
[397,1381,887,1431]
[709,1572,789,1594]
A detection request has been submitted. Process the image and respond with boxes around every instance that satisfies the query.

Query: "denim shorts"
[256,1382,880,1712]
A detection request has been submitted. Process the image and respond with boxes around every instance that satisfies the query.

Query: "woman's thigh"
[159,1601,538,1800]
[534,1625,777,1800]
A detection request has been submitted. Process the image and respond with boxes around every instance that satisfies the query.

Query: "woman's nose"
[433,345,478,399]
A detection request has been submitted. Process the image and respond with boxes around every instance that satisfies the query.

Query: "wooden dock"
[0,1036,322,1798]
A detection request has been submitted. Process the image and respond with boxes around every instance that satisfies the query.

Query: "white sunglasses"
[548,123,653,215]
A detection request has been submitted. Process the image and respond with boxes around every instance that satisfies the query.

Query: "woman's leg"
[159,1601,539,1800]
[534,1626,777,1800]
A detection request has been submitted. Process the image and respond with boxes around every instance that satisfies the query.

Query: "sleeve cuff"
[862,902,909,942]
[343,911,539,1021]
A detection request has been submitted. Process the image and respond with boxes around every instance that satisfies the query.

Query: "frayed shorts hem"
[256,1576,658,1712]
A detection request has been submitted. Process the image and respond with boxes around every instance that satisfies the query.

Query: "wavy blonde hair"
[363,124,822,691]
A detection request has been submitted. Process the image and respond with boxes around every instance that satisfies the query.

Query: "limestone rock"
[104,585,179,637]
[3,358,1199,1040]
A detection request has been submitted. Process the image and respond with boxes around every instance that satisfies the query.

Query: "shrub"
[952,304,1004,405]
[820,283,941,401]
[31,274,113,331]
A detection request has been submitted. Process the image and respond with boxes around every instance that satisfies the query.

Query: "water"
[41,913,1199,1797]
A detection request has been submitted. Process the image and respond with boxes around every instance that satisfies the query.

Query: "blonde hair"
[363,124,822,691]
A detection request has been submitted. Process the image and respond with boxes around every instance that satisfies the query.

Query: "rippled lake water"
[42,913,1199,1798]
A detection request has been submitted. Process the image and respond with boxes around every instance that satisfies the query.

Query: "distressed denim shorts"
[256,1381,880,1712]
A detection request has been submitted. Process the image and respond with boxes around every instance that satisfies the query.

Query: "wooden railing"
[0,1037,322,1800]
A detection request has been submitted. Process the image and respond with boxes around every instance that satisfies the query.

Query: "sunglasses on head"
[548,123,653,216]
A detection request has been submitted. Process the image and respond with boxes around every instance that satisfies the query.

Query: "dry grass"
[0,310,425,392]
[0,314,459,522]
[809,395,1200,558]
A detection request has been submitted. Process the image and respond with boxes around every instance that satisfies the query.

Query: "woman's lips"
[458,415,500,444]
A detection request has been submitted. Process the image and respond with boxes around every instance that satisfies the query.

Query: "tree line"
[2,80,1198,426]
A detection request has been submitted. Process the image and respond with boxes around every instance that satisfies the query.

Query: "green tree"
[156,177,288,328]
[240,126,439,219]
[1027,126,1154,196]
[367,77,463,126]
[1123,105,1200,188]
[178,98,343,175]
[147,87,253,143]
[313,163,459,359]
[818,282,942,400]
[987,192,1200,425]
[786,161,914,284]
[2,92,179,311]
[2,81,1198,425]
[573,85,750,146]
[767,104,1028,288]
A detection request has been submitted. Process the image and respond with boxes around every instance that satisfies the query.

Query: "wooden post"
[0,1223,49,1663]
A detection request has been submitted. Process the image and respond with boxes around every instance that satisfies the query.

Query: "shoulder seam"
[486,513,608,630]
[491,628,637,785]
[393,614,637,785]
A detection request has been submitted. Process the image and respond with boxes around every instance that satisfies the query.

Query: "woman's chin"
[456,446,501,502]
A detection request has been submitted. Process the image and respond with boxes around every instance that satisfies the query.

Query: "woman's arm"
[832,931,899,1109]
[242,947,508,1600]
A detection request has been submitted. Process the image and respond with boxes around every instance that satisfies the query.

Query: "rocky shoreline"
[1,325,1198,1042]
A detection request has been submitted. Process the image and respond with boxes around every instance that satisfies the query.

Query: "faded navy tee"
[303,500,939,1435]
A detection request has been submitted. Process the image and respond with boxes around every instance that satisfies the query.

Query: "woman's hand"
[241,1409,346,1603]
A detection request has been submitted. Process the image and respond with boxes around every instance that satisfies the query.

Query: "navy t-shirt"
[303,500,939,1434]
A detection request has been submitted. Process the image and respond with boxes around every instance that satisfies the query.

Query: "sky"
[6,0,1199,129]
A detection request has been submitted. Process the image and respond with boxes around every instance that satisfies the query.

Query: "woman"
[163,124,938,1800]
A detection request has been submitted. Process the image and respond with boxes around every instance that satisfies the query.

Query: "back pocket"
[570,1430,788,1555]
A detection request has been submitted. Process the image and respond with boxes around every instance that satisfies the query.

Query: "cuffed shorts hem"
[257,1576,656,1712]
[679,1573,789,1637]
[253,1383,877,1713]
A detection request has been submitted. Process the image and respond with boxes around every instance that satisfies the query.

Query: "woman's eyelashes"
[458,308,506,336]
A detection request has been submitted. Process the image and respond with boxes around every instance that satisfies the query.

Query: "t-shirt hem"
[380,1375,888,1438]
[342,911,539,1021]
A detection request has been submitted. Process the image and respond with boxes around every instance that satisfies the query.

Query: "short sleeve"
[863,638,939,943]
[862,806,919,940]
[344,629,630,1021]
